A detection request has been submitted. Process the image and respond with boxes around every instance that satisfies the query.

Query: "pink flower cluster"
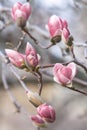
[31,103,56,128]
[47,15,70,44]
[12,2,31,27]
[5,42,40,68]
[53,62,76,86]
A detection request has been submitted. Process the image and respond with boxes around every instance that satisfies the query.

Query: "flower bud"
[30,115,47,128]
[5,49,25,68]
[62,28,70,45]
[12,2,31,27]
[48,15,62,43]
[53,62,76,87]
[47,15,70,44]
[37,103,56,123]
[25,42,40,67]
[26,91,43,107]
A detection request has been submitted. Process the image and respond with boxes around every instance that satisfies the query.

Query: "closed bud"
[26,91,43,107]
[12,2,31,27]
[5,49,25,68]
[37,103,56,123]
[25,42,41,67]
[30,115,47,128]
[48,15,63,38]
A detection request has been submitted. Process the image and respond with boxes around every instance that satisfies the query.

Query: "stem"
[2,63,21,112]
[64,85,87,96]
[22,27,53,49]
[70,46,87,72]
[36,71,43,96]
[15,32,26,51]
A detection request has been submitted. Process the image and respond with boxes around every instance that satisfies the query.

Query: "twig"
[64,85,87,96]
[70,46,87,72]
[37,71,43,96]
[22,27,53,49]
[29,24,49,39]
[14,32,26,51]
[74,77,87,86]
[1,63,21,112]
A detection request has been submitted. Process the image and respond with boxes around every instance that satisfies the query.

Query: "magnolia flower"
[30,115,47,128]
[12,2,31,27]
[37,103,56,123]
[25,42,40,67]
[47,15,70,44]
[5,49,25,68]
[48,15,63,38]
[53,62,76,87]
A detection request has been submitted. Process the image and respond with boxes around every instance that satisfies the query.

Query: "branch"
[70,46,87,72]
[14,32,26,51]
[22,27,53,49]
[64,85,87,96]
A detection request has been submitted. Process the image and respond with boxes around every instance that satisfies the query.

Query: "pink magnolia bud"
[5,49,25,68]
[62,28,70,44]
[25,42,40,67]
[53,62,76,86]
[62,20,68,28]
[12,2,31,27]
[30,115,47,128]
[48,15,63,38]
[37,103,56,123]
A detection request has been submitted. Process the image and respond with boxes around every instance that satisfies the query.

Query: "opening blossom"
[5,42,40,69]
[37,103,56,123]
[47,15,70,44]
[53,62,76,87]
[12,2,31,27]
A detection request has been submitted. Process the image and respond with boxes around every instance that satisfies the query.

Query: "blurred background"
[0,0,87,130]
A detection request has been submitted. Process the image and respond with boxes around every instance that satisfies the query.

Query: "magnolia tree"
[1,1,87,130]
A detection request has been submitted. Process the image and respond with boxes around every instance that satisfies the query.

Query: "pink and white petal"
[21,3,31,19]
[37,54,41,61]
[62,20,68,28]
[67,62,77,79]
[15,10,27,20]
[53,77,62,84]
[53,63,63,76]
[53,29,62,37]
[12,2,22,14]
[58,69,71,85]
[61,67,72,79]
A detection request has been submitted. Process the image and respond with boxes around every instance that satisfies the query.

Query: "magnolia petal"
[68,62,76,79]
[25,42,35,56]
[37,54,41,61]
[53,63,63,76]
[62,28,70,43]
[21,3,31,19]
[48,15,63,37]
[58,69,71,85]
[53,77,62,84]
